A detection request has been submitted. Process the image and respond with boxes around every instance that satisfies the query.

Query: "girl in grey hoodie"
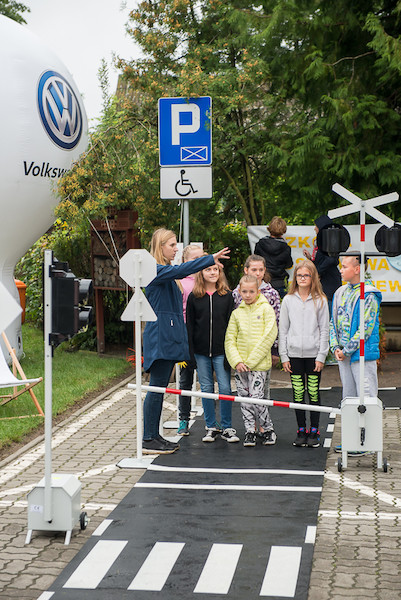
[279,260,329,447]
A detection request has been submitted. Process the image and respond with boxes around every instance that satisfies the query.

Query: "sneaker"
[261,430,277,446]
[307,429,320,448]
[202,427,221,443]
[221,428,240,443]
[243,431,257,447]
[293,428,308,447]
[334,444,374,456]
[142,438,178,454]
[155,435,180,450]
[177,420,190,436]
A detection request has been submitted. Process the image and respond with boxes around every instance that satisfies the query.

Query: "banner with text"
[248,224,401,303]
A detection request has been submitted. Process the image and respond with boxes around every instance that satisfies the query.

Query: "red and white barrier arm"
[128,384,341,415]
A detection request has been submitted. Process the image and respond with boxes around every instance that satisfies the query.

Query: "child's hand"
[236,362,249,372]
[314,360,324,372]
[334,348,345,361]
[282,361,292,373]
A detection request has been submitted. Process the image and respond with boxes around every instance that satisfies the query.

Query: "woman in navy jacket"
[142,228,230,454]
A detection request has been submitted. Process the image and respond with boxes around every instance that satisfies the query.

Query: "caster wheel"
[80,511,88,530]
[337,457,342,473]
[383,457,388,473]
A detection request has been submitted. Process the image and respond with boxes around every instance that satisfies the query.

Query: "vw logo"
[37,70,83,150]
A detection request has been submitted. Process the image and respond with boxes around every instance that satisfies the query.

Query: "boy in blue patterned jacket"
[330,254,381,399]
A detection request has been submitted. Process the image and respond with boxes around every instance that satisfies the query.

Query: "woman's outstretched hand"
[213,247,230,262]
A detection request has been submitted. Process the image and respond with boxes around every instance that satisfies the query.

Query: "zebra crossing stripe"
[128,542,185,591]
[260,546,302,597]
[194,543,242,594]
[63,540,128,589]
[92,518,113,537]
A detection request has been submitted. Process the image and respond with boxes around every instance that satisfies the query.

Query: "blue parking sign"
[158,97,212,166]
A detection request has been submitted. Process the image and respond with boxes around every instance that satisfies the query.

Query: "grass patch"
[0,323,131,450]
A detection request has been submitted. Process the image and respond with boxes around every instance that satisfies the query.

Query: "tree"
[0,0,30,24]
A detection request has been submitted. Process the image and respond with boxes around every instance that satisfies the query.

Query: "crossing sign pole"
[118,250,157,469]
[329,183,398,471]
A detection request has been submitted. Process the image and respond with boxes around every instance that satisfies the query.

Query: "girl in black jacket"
[186,263,239,443]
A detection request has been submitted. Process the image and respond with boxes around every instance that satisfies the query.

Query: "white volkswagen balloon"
[0,15,88,359]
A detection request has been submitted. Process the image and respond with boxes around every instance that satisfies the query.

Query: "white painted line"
[305,526,316,544]
[326,423,334,433]
[194,543,242,594]
[319,387,332,390]
[319,510,401,520]
[63,540,127,589]
[329,412,337,419]
[379,387,396,390]
[0,500,118,511]
[324,471,401,508]
[148,465,325,476]
[128,542,185,591]
[92,519,113,536]
[135,483,322,492]
[323,438,332,448]
[36,593,55,600]
[83,502,117,511]
[260,546,302,597]
[0,389,131,486]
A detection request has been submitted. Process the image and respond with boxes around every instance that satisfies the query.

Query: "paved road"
[0,376,400,599]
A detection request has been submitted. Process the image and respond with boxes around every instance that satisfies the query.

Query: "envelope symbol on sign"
[181,146,208,162]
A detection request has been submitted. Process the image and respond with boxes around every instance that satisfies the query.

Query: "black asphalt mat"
[45,388,341,600]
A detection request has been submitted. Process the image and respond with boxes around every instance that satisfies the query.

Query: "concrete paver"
[0,364,400,599]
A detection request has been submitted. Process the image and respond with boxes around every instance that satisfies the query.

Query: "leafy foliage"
[0,0,30,23]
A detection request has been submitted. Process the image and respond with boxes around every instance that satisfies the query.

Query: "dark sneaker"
[143,438,178,454]
[293,429,308,447]
[177,420,190,436]
[221,428,240,443]
[261,430,277,446]
[202,427,221,443]
[243,431,257,447]
[307,430,320,448]
[155,435,180,450]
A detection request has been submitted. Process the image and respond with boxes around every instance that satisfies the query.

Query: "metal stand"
[26,250,87,544]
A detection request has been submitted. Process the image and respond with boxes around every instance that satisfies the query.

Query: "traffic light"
[374,224,401,257]
[50,258,93,347]
[316,224,350,257]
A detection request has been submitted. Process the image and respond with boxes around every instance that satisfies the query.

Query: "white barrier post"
[128,384,341,416]
[118,250,157,469]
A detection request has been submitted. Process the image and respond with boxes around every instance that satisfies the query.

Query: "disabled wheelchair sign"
[158,97,212,167]
[160,166,212,199]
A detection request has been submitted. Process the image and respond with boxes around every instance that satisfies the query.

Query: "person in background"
[303,215,342,316]
[142,229,230,454]
[279,260,329,448]
[186,260,239,443]
[225,275,278,447]
[330,254,381,400]
[254,216,293,298]
[177,244,204,436]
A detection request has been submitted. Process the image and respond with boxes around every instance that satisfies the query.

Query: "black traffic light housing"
[50,258,93,348]
[374,224,401,257]
[316,224,351,257]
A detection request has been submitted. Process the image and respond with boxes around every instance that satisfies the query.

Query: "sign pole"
[43,249,53,523]
[183,199,190,247]
[118,249,157,470]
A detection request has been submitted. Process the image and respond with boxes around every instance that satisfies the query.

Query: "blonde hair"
[183,244,202,262]
[150,228,176,265]
[268,216,287,237]
[239,274,259,289]
[192,256,229,297]
[288,260,326,306]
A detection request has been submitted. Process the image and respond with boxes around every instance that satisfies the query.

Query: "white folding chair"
[0,332,43,417]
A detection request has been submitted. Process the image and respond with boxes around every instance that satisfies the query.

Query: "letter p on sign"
[171,104,200,145]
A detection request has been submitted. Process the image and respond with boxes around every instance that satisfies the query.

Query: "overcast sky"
[25,0,140,126]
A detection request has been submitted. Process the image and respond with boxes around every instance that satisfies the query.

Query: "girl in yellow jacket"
[225,275,278,447]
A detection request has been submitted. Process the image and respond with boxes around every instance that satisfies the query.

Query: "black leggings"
[289,357,321,430]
